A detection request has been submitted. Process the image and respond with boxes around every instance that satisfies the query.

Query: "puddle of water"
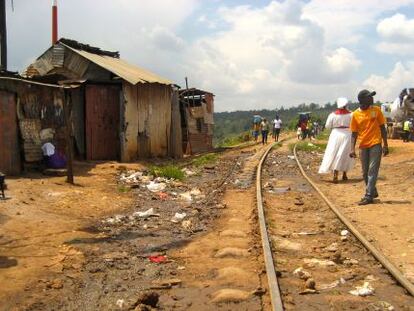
[0,256,18,269]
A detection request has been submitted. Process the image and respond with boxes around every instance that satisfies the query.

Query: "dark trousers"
[261,130,268,144]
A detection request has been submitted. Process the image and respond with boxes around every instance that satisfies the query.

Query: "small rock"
[367,301,395,311]
[211,289,251,303]
[305,278,316,290]
[292,267,312,280]
[325,242,338,252]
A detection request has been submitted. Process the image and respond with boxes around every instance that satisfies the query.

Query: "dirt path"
[0,162,138,309]
[168,145,270,310]
[262,140,414,310]
[298,139,414,286]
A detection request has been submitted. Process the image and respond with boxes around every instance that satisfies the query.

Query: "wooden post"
[64,89,74,184]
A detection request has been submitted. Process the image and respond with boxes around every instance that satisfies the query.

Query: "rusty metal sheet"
[85,85,120,160]
[0,91,21,174]
[62,43,173,85]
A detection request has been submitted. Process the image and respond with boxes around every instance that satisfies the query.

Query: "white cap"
[337,97,348,109]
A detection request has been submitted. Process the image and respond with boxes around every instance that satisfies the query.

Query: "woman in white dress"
[319,97,354,183]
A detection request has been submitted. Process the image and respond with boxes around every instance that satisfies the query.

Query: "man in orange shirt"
[350,90,389,205]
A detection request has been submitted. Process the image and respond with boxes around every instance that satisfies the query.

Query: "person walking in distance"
[350,90,389,205]
[272,115,282,142]
[319,98,354,183]
[260,118,270,145]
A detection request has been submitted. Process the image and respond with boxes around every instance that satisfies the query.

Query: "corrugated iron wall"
[123,82,180,159]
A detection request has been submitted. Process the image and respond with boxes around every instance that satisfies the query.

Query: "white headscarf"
[336,97,348,109]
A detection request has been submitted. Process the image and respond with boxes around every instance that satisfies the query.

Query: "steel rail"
[293,144,414,297]
[256,142,284,311]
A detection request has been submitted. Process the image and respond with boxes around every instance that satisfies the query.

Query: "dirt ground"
[299,138,414,286]
[263,140,414,310]
[0,162,140,307]
[0,144,263,310]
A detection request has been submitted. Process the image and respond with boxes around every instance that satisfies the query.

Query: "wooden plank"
[0,91,21,175]
[85,85,120,160]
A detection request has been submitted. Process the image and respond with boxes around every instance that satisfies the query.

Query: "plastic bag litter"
[341,230,349,236]
[171,212,187,223]
[116,299,125,308]
[180,188,203,202]
[287,155,296,160]
[147,181,166,192]
[133,208,160,219]
[349,282,374,296]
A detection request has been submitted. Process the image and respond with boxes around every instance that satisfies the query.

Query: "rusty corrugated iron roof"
[60,42,173,86]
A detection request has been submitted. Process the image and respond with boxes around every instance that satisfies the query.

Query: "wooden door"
[0,91,20,175]
[85,85,120,161]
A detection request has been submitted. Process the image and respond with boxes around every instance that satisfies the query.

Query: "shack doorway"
[85,85,120,161]
[0,91,21,175]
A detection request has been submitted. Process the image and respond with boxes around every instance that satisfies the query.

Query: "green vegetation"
[213,102,368,146]
[217,131,251,147]
[149,165,185,180]
[316,129,331,141]
[289,141,327,152]
[192,153,218,167]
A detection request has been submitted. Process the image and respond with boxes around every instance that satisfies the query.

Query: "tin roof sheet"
[61,43,173,86]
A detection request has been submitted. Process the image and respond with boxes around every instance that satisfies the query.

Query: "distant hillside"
[213,102,361,146]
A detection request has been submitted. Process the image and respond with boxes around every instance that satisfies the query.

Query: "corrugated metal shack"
[0,72,74,175]
[179,88,214,154]
[25,38,182,161]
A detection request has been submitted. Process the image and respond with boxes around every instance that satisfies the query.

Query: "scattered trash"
[133,208,160,219]
[179,188,204,202]
[149,255,168,263]
[367,301,394,311]
[287,155,296,160]
[293,267,312,280]
[147,181,166,192]
[116,299,125,309]
[171,212,187,223]
[340,230,349,236]
[349,282,374,296]
[119,171,143,184]
[304,258,336,268]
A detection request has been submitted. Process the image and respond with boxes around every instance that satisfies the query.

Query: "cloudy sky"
[6,0,414,111]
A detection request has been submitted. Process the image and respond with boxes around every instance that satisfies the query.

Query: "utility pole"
[0,0,7,70]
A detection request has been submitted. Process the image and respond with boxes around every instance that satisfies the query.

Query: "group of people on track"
[252,115,282,145]
[252,89,388,206]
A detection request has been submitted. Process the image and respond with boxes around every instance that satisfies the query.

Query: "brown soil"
[263,140,414,310]
[299,139,414,287]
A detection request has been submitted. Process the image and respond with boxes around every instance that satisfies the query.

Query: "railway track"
[257,140,414,310]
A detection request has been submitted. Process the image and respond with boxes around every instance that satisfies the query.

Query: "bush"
[149,165,185,180]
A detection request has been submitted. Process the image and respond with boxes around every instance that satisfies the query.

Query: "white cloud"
[363,62,414,101]
[376,14,414,54]
[183,0,361,110]
[303,0,414,46]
